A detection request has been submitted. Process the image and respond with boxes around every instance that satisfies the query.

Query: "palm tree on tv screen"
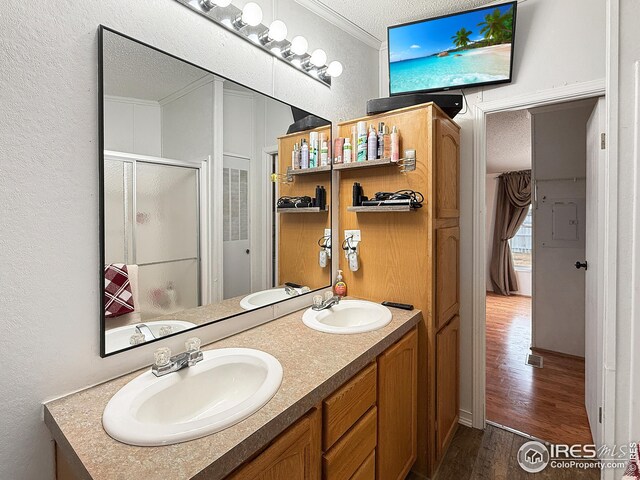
[451,27,473,48]
[478,7,513,44]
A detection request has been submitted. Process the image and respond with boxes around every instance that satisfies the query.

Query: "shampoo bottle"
[367,125,377,160]
[357,121,367,162]
[292,143,299,170]
[320,141,328,166]
[377,122,385,158]
[334,269,347,297]
[383,125,391,159]
[309,131,319,168]
[390,126,400,162]
[300,139,309,169]
[343,138,352,163]
[351,126,358,162]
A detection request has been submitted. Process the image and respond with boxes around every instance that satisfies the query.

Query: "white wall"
[0,1,378,478]
[614,0,640,458]
[104,97,162,156]
[388,0,607,417]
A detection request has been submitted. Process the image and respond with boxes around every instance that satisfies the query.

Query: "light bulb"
[326,60,343,78]
[290,36,308,56]
[268,20,287,42]
[241,2,263,26]
[310,49,327,67]
[214,0,232,6]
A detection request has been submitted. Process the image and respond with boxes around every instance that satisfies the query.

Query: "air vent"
[526,353,543,368]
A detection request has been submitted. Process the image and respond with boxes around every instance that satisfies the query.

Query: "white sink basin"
[102,348,283,446]
[302,300,392,334]
[105,320,196,353]
[240,288,299,310]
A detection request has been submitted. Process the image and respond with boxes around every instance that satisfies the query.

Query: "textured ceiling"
[103,30,211,101]
[486,109,531,174]
[314,0,495,42]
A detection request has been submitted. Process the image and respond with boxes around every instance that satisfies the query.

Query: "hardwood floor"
[408,424,600,479]
[485,293,593,447]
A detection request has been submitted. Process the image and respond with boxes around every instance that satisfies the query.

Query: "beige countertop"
[45,304,422,480]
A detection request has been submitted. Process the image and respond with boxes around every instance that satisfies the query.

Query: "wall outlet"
[344,230,361,242]
[324,228,332,238]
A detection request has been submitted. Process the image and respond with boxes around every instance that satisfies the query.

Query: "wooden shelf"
[277,206,329,213]
[347,205,415,213]
[288,165,332,176]
[333,158,406,171]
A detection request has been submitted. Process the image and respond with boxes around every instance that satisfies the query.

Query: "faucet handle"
[154,347,172,367]
[130,332,146,346]
[313,294,323,308]
[324,290,334,301]
[185,337,201,353]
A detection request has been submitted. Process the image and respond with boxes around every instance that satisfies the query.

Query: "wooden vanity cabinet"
[226,328,417,480]
[227,407,322,480]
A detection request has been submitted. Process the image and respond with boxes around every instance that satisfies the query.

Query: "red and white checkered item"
[623,443,640,479]
[104,264,134,318]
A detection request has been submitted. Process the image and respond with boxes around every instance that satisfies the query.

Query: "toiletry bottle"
[333,137,344,164]
[377,122,385,158]
[292,143,300,170]
[309,131,319,168]
[343,138,352,163]
[367,125,377,160]
[300,139,309,169]
[351,126,358,162]
[334,269,347,297]
[383,125,391,159]
[391,126,400,162]
[357,121,367,162]
[320,141,328,166]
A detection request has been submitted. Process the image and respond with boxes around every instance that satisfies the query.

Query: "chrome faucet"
[152,337,203,377]
[312,291,341,311]
[284,285,301,297]
[135,323,155,339]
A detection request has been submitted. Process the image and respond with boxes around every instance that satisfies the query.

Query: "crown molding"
[294,0,382,50]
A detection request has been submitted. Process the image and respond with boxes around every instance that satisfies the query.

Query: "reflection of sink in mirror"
[302,300,392,334]
[104,320,196,354]
[102,348,283,446]
[240,288,302,310]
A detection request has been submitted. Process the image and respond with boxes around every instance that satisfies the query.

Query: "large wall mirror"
[100,27,332,356]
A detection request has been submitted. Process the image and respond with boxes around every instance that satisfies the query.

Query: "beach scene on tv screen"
[389,3,515,94]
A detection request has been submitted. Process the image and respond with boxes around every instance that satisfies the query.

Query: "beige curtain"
[490,170,532,296]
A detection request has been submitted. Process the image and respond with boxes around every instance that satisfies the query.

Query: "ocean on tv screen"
[389,4,514,94]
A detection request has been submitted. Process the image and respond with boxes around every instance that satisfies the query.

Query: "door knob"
[246,249,250,254]
[575,261,588,270]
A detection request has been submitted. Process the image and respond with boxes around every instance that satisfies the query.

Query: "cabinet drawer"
[351,450,375,480]
[323,407,377,480]
[323,363,376,451]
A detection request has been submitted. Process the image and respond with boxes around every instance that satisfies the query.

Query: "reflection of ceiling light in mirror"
[310,49,327,67]
[241,2,263,26]
[248,33,260,43]
[290,36,308,56]
[268,20,287,42]
[326,61,343,78]
[221,18,233,28]
[291,58,302,68]
[270,47,282,56]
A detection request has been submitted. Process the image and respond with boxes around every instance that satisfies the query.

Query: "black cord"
[317,235,331,248]
[341,235,356,252]
[371,189,425,208]
[277,196,312,208]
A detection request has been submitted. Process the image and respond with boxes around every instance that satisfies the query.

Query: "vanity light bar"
[174,0,343,87]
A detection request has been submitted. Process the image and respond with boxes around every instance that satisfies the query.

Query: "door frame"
[471,80,616,458]
[262,146,278,289]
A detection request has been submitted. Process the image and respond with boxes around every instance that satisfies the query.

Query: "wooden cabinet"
[436,315,460,460]
[227,408,321,480]
[225,329,417,480]
[337,103,460,476]
[377,328,418,480]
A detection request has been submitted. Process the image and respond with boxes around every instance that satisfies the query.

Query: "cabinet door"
[436,227,460,330]
[435,118,460,219]
[436,316,460,461]
[377,328,418,480]
[227,408,321,480]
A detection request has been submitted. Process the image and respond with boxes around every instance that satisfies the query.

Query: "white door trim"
[263,146,278,290]
[471,80,614,437]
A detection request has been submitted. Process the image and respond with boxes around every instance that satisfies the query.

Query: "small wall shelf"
[277,207,329,214]
[289,165,332,175]
[347,205,415,213]
[333,158,408,171]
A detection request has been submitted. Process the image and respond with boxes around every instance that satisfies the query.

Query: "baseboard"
[530,346,585,360]
[458,409,473,428]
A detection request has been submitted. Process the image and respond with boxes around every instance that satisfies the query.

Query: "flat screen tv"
[387,1,517,95]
